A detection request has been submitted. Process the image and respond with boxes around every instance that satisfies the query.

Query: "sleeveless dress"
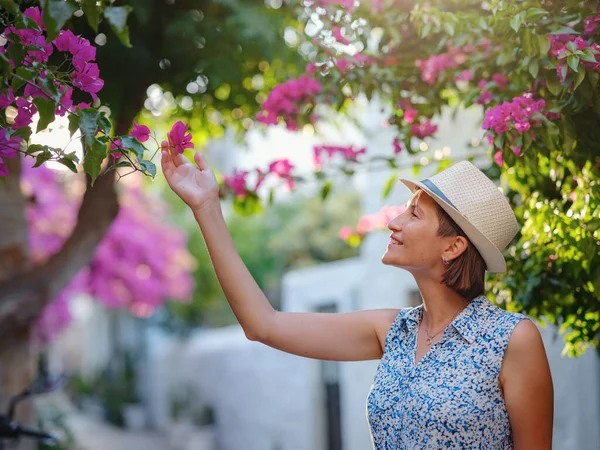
[366,294,528,449]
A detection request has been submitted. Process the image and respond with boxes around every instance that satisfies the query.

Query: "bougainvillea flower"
[167,121,194,154]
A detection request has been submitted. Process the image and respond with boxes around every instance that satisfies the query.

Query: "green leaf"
[119,136,145,159]
[522,29,534,57]
[580,51,597,64]
[33,149,53,168]
[233,193,263,216]
[68,114,80,138]
[40,75,61,102]
[549,27,578,35]
[33,97,56,133]
[494,133,504,149]
[546,73,562,95]
[58,156,78,173]
[268,188,275,205]
[6,41,25,68]
[537,35,550,57]
[510,13,523,33]
[83,137,107,184]
[25,144,44,155]
[561,64,568,82]
[82,2,101,32]
[11,126,32,142]
[528,60,539,78]
[98,112,112,136]
[0,0,19,14]
[574,67,585,90]
[11,67,36,92]
[79,108,100,145]
[139,159,156,178]
[382,175,396,199]
[567,55,579,72]
[104,6,132,48]
[526,8,548,20]
[442,21,455,36]
[42,0,78,41]
[320,180,332,201]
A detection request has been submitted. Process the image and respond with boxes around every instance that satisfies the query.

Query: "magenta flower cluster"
[256,75,322,131]
[313,144,366,169]
[223,158,296,197]
[21,160,195,344]
[415,40,490,85]
[482,93,554,166]
[549,34,600,83]
[482,93,547,135]
[339,205,406,241]
[0,7,106,174]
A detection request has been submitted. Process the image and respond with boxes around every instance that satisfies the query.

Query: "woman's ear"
[445,235,469,261]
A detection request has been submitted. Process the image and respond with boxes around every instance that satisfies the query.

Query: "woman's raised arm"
[161,144,399,362]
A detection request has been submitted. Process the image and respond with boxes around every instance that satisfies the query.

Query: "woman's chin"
[381,250,401,266]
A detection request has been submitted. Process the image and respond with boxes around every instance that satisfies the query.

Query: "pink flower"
[335,58,352,73]
[0,128,21,159]
[167,121,194,154]
[338,226,353,240]
[131,121,150,143]
[254,168,267,191]
[268,159,294,178]
[410,119,438,139]
[257,75,322,130]
[333,26,350,45]
[72,62,104,98]
[455,70,474,82]
[224,169,248,197]
[14,98,37,128]
[476,91,493,105]
[492,73,507,89]
[53,29,76,52]
[110,138,122,159]
[494,150,503,167]
[23,7,45,30]
[403,108,417,124]
[393,137,402,155]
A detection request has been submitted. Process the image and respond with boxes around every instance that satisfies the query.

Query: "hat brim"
[399,178,507,272]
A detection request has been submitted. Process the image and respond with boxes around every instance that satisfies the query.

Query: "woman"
[160,139,554,449]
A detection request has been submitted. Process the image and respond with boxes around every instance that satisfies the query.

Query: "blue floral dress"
[367,295,528,449]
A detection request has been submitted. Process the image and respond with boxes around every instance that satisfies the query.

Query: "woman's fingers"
[160,150,174,178]
[163,135,189,168]
[194,151,209,171]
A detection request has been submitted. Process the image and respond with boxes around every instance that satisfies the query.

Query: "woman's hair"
[417,188,486,300]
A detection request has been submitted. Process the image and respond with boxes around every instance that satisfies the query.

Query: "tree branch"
[0,168,119,341]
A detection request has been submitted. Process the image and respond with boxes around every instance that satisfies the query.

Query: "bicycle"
[0,373,67,448]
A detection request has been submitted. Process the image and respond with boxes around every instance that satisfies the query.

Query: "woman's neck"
[413,276,470,330]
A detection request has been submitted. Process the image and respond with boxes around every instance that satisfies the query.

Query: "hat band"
[421,179,460,212]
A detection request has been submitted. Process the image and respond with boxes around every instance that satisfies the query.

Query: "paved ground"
[68,413,171,450]
[36,394,171,450]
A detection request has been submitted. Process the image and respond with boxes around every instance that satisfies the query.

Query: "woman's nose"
[388,214,403,231]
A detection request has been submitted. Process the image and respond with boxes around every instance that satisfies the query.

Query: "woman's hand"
[160,135,219,213]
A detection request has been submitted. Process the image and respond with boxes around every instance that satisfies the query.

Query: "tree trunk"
[0,156,36,450]
[0,112,136,449]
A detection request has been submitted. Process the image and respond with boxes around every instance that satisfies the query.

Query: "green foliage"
[282,0,600,355]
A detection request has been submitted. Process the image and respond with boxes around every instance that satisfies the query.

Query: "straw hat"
[399,160,519,272]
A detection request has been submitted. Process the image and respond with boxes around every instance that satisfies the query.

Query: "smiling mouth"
[388,238,403,245]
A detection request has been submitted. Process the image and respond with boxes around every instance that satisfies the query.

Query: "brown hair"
[416,188,486,300]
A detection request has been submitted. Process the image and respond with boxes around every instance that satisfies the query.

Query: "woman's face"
[382,190,448,272]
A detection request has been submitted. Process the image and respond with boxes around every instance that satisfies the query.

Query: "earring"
[442,256,449,265]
